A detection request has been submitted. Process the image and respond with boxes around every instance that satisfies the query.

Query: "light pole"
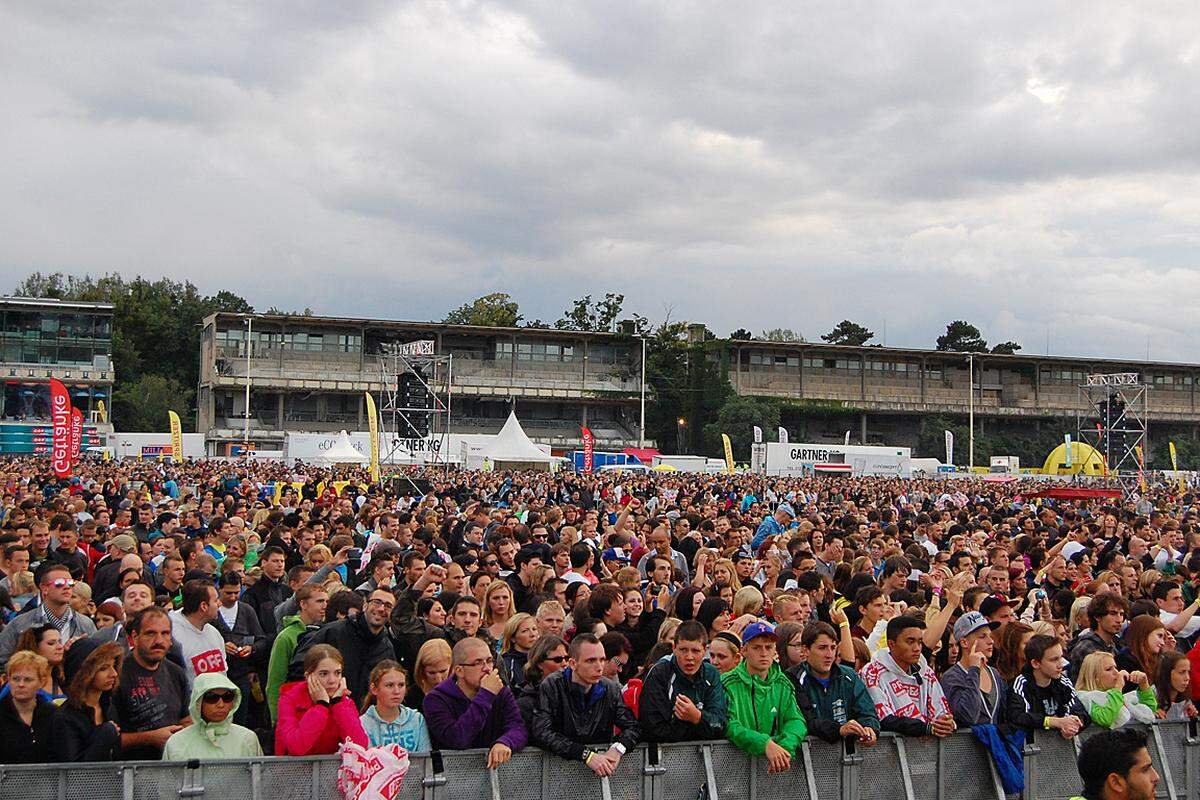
[967,353,974,470]
[676,417,686,454]
[639,336,646,449]
[243,315,252,449]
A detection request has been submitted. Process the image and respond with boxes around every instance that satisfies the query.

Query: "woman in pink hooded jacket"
[276,644,368,755]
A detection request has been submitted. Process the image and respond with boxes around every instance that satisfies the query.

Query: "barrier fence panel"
[0,722,1197,800]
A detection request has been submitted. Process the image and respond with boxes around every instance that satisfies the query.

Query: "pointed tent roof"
[481,411,551,463]
[320,430,369,464]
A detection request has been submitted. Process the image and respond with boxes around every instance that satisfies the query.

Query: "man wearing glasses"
[0,562,96,669]
[291,588,396,702]
[423,637,528,768]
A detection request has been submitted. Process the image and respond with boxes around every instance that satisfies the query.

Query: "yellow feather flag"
[1170,442,1184,493]
[168,410,182,462]
[721,433,735,475]
[1135,446,1146,492]
[365,392,380,483]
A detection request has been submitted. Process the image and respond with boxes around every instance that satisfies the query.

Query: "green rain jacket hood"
[162,671,263,760]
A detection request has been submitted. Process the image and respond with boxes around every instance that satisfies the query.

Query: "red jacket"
[275,680,368,755]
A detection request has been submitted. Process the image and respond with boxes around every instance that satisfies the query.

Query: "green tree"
[759,328,803,342]
[443,293,522,327]
[821,320,875,346]
[555,293,625,332]
[703,395,779,461]
[729,328,753,340]
[991,341,1022,355]
[936,321,988,352]
[1154,438,1200,471]
[112,375,194,433]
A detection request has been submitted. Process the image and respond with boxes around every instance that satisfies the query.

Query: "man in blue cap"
[721,620,807,773]
[752,504,795,550]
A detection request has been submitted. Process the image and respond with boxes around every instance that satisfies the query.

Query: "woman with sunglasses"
[162,671,262,760]
[513,634,568,727]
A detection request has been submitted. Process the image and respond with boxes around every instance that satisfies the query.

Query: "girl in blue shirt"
[359,660,431,752]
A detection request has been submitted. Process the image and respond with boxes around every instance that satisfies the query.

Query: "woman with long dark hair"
[1116,615,1169,694]
[48,642,123,762]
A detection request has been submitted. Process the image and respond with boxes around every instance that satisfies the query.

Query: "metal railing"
[0,721,1194,800]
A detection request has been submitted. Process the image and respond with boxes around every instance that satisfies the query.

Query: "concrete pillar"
[357,395,364,429]
[860,413,868,444]
[581,404,589,427]
[277,394,285,429]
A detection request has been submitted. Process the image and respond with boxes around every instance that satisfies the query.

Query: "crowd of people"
[0,457,1194,791]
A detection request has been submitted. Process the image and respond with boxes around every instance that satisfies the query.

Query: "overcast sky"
[2,2,1199,362]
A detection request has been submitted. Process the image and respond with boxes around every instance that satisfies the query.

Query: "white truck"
[989,456,1020,474]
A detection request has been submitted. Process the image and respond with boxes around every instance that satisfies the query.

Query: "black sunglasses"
[203,691,237,704]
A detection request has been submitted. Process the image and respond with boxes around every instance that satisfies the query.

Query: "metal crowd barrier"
[0,720,1195,800]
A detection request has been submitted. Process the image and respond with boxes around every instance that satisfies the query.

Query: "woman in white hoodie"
[1074,651,1157,729]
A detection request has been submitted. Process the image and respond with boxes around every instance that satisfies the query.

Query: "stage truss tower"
[1076,372,1149,493]
[377,340,453,469]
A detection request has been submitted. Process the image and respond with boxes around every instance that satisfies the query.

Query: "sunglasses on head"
[203,691,237,704]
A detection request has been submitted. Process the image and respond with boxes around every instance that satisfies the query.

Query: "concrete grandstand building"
[724,336,1200,451]
[197,311,646,455]
[197,310,1200,458]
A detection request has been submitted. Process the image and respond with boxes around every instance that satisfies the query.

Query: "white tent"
[318,430,369,464]
[478,411,553,471]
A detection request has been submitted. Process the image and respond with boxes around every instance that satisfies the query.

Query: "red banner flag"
[70,407,83,464]
[50,379,72,477]
[581,426,594,474]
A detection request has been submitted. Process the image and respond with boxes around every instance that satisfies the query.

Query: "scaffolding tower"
[376,340,452,468]
[1076,372,1148,493]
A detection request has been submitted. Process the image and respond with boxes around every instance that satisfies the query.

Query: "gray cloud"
[1,2,1199,361]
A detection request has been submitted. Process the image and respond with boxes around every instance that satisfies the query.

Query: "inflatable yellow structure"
[1042,441,1107,476]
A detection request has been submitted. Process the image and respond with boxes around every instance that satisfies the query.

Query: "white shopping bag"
[338,740,412,800]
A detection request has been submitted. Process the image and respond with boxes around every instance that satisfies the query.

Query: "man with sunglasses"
[423,636,529,768]
[162,670,262,760]
[0,562,96,669]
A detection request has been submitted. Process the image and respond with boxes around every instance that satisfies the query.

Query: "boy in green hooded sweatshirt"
[163,672,263,760]
[721,621,807,774]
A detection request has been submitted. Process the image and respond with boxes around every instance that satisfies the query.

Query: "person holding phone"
[212,571,267,728]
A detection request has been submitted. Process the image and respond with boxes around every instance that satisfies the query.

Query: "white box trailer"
[111,432,206,460]
[652,455,711,473]
[763,442,912,478]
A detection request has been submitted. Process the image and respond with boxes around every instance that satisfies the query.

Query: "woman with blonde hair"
[0,651,55,762]
[304,544,332,570]
[711,558,742,593]
[1074,651,1157,728]
[483,581,515,643]
[407,638,452,710]
[499,612,538,684]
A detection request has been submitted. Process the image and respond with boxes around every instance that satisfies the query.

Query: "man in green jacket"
[265,585,327,721]
[721,621,807,774]
[786,621,879,745]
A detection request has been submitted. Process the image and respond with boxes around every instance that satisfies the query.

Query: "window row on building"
[215,328,363,354]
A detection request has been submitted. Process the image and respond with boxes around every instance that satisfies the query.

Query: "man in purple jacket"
[423,637,529,767]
